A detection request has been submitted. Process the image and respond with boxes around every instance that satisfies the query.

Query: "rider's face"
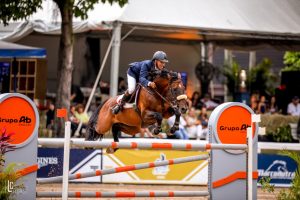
[155,60,166,70]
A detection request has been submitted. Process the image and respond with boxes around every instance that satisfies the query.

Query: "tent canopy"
[0,40,46,58]
[112,0,300,47]
[1,0,300,47]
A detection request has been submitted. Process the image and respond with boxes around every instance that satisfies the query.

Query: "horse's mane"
[148,69,179,82]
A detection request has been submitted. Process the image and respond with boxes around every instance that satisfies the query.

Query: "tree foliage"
[0,0,127,24]
[282,51,300,71]
[0,0,127,137]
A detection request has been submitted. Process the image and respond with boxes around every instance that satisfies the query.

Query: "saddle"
[116,84,142,109]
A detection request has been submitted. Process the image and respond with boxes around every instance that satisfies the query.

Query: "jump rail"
[37,191,209,198]
[37,154,209,183]
[38,139,247,151]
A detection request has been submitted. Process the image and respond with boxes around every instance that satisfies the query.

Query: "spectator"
[269,96,278,114]
[70,104,80,137]
[287,96,300,116]
[250,94,259,113]
[197,106,209,140]
[71,85,84,104]
[184,107,202,139]
[257,95,267,114]
[198,106,209,125]
[118,76,127,94]
[46,102,55,130]
[201,94,218,110]
[190,91,203,109]
[73,104,90,137]
[167,115,189,140]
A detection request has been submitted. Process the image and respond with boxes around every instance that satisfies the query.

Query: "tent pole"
[109,22,122,97]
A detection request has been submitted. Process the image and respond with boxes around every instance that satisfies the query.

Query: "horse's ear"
[169,71,179,80]
[161,69,169,78]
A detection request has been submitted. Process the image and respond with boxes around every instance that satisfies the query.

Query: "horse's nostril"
[181,108,187,114]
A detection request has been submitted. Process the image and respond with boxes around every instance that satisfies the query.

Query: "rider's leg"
[112,74,136,114]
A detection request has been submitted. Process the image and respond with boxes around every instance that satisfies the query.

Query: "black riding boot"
[112,91,131,114]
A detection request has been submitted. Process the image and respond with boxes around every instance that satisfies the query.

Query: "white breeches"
[127,74,136,94]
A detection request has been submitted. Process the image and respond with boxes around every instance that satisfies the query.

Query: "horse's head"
[152,70,188,114]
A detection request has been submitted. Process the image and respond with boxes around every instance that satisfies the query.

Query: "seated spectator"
[197,106,209,140]
[257,95,267,114]
[201,94,218,110]
[184,107,202,139]
[200,120,209,140]
[70,105,80,137]
[287,96,300,116]
[190,91,203,109]
[118,76,127,94]
[167,115,189,140]
[269,95,278,114]
[198,106,209,124]
[73,104,90,137]
[250,93,259,113]
[75,104,90,124]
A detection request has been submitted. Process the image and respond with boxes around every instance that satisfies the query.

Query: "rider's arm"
[139,63,151,87]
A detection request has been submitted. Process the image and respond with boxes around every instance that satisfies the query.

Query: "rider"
[111,50,169,114]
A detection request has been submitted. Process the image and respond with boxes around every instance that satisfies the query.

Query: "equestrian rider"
[111,51,169,114]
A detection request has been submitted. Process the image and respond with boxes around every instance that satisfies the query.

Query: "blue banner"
[258,154,298,186]
[37,148,97,178]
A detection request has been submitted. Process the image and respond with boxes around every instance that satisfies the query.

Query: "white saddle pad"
[116,95,134,109]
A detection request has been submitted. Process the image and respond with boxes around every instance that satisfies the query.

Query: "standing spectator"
[190,91,203,109]
[71,85,84,104]
[46,102,55,130]
[167,115,189,140]
[287,96,300,116]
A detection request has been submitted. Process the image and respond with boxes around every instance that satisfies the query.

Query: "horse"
[86,70,188,153]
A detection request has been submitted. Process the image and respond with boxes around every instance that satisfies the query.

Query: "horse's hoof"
[153,128,162,135]
[170,126,178,134]
[106,147,115,154]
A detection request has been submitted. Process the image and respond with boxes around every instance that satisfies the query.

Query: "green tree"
[282,51,300,71]
[0,0,127,137]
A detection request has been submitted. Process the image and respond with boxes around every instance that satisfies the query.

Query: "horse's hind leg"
[106,124,120,154]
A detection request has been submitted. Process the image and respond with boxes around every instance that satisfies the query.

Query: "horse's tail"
[85,100,107,141]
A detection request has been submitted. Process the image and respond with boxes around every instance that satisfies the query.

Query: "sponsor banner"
[37,148,97,180]
[37,148,297,186]
[258,154,297,186]
[102,149,208,185]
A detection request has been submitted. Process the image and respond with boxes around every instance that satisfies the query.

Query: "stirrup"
[112,105,121,114]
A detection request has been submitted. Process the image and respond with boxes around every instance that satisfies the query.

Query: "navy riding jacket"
[127,60,155,87]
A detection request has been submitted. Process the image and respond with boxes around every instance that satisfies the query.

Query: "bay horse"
[86,70,188,153]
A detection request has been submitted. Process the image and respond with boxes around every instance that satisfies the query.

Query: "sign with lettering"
[0,94,37,147]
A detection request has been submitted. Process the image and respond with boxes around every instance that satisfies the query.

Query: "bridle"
[149,77,187,109]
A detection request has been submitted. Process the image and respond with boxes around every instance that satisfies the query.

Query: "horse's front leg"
[169,113,180,134]
[143,111,163,135]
